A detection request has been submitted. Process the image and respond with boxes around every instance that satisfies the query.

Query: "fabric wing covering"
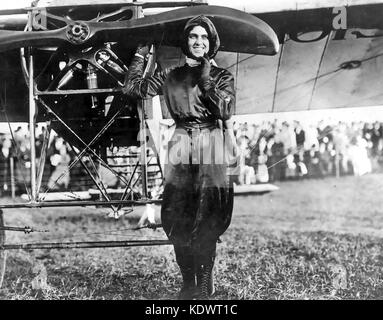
[214,29,383,114]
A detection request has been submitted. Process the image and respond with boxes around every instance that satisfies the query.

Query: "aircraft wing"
[148,1,383,115]
[1,1,383,119]
[216,1,383,114]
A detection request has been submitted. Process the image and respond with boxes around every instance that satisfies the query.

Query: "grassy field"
[1,173,383,300]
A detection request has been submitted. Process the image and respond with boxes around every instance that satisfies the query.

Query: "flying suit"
[125,15,236,299]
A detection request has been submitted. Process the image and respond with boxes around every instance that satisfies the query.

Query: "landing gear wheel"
[0,210,6,288]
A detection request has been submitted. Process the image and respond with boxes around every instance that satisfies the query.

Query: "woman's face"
[187,25,210,59]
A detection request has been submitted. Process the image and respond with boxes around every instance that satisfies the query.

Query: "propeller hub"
[66,22,90,45]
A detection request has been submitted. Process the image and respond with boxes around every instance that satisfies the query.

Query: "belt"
[176,120,219,131]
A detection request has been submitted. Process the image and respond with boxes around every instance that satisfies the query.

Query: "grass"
[1,173,383,299]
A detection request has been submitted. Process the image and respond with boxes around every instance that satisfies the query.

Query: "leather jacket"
[124,56,236,125]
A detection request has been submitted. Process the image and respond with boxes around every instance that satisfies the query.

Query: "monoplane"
[0,0,381,287]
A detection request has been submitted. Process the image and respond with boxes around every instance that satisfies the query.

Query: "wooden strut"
[0,222,167,251]
[0,223,161,233]
[28,11,37,202]
[0,199,162,209]
[0,226,48,233]
[0,239,171,250]
[0,210,6,288]
[36,121,51,195]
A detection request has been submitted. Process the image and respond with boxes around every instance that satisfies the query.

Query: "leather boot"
[195,255,215,300]
[178,266,196,300]
[174,246,196,300]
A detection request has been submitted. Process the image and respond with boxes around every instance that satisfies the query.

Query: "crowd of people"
[0,126,75,196]
[233,119,382,184]
[1,119,383,196]
[0,125,162,196]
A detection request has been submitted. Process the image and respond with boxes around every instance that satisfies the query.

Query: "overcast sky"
[0,0,29,9]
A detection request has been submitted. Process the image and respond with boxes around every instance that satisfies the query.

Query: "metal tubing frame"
[38,98,131,195]
[25,5,159,209]
[38,88,122,96]
[69,144,112,204]
[36,121,51,195]
[139,102,148,199]
[1,239,171,250]
[4,69,163,209]
[0,210,6,288]
[87,154,111,198]
[116,159,141,211]
[0,226,45,233]
[28,12,37,202]
[138,44,157,199]
[0,5,174,259]
[9,156,15,199]
[133,6,149,200]
[0,199,162,209]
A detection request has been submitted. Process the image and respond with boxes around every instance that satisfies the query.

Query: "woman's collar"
[185,57,218,67]
[185,57,201,67]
